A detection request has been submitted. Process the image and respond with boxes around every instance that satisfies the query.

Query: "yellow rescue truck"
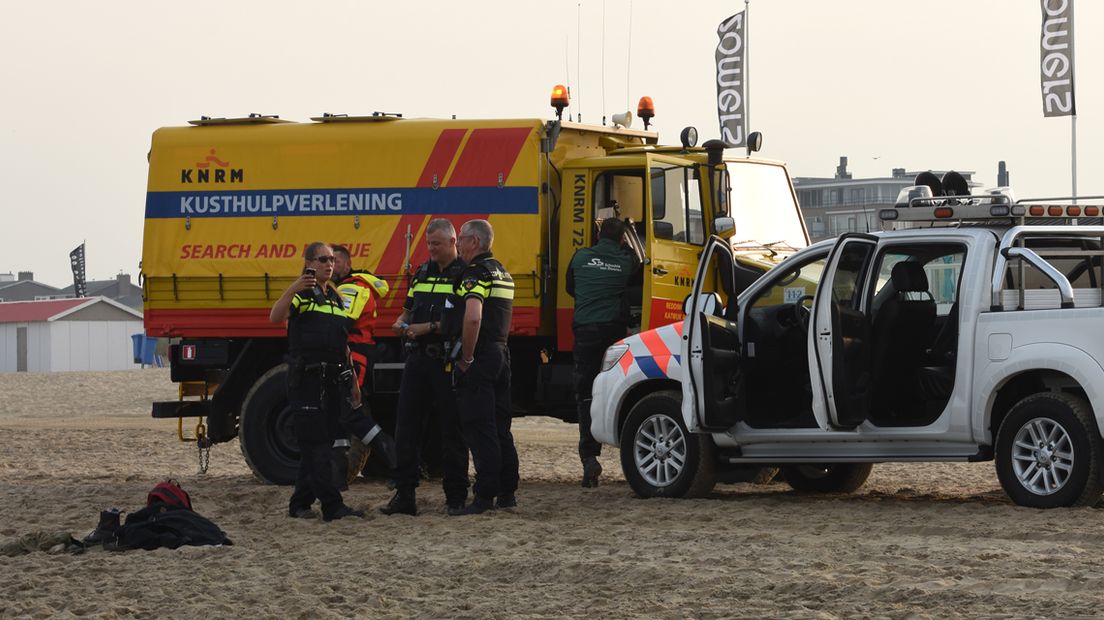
[143,93,808,484]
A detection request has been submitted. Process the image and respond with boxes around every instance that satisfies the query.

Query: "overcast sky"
[1,0,1099,286]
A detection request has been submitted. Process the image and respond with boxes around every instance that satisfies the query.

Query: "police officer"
[270,242,364,522]
[331,245,398,489]
[449,219,518,516]
[567,218,640,487]
[380,219,470,516]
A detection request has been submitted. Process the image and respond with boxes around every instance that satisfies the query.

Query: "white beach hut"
[0,297,145,372]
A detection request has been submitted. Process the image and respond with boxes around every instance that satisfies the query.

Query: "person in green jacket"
[566,218,641,487]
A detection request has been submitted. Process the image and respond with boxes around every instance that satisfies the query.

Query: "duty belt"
[410,342,446,360]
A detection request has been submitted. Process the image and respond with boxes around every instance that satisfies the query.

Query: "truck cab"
[554,138,808,348]
[592,189,1104,508]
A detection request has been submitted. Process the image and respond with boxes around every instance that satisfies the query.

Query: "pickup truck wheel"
[781,463,872,493]
[239,364,299,485]
[995,392,1102,508]
[620,390,716,498]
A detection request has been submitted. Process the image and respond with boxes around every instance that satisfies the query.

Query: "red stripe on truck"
[446,127,532,187]
[416,129,467,188]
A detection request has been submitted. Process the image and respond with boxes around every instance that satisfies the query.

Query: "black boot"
[83,508,122,545]
[379,490,417,516]
[582,457,603,488]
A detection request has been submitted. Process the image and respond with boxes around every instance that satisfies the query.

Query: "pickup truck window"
[873,248,965,317]
[999,236,1104,310]
[751,255,827,309]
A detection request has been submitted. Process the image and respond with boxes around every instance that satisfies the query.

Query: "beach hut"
[0,297,145,372]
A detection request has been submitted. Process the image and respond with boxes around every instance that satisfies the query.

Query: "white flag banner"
[1040,0,1076,117]
[715,10,746,147]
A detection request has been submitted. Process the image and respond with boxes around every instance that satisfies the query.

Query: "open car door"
[682,235,743,433]
[811,233,878,429]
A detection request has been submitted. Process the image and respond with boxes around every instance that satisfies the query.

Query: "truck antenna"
[601,0,607,126]
[565,35,573,122]
[626,0,633,112]
[577,2,583,123]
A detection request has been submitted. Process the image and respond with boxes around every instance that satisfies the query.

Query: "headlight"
[600,343,629,373]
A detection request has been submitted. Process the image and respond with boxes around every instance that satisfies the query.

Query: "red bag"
[147,480,192,511]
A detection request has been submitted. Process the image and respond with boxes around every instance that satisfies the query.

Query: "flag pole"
[1072,114,1078,202]
[744,0,750,135]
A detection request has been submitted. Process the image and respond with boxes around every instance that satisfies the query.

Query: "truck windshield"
[724,162,808,250]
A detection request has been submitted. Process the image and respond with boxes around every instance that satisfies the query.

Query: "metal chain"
[195,421,211,474]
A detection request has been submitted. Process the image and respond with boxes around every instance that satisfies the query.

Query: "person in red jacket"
[331,244,396,488]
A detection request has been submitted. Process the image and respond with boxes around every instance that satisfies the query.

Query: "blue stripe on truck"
[144,186,539,219]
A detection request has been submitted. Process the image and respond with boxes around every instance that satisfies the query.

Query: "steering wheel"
[792,295,815,332]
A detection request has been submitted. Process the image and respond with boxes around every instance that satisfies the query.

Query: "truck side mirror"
[712,216,736,239]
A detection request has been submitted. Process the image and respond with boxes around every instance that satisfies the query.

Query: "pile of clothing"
[0,479,232,556]
[83,480,233,551]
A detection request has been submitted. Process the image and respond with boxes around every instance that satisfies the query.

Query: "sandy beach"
[2,368,1104,619]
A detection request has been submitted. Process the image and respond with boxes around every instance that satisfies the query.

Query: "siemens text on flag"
[715,11,747,147]
[1040,0,1076,117]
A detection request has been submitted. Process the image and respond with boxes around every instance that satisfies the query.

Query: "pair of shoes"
[379,491,417,516]
[82,508,122,545]
[323,505,366,522]
[496,494,517,509]
[582,457,603,488]
[448,496,495,516]
[287,507,315,519]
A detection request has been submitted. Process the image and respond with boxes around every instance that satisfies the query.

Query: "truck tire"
[620,390,716,498]
[995,392,1103,508]
[781,463,872,493]
[239,364,299,485]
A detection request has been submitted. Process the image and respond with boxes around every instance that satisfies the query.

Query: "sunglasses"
[310,255,336,264]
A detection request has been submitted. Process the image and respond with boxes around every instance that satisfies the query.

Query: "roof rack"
[879,193,1104,225]
[310,112,403,123]
[188,113,293,126]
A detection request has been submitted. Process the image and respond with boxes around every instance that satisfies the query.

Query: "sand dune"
[2,369,1103,618]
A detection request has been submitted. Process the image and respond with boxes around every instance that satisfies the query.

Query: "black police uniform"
[286,286,356,520]
[391,258,470,507]
[453,252,518,504]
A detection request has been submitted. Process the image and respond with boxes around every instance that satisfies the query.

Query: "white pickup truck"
[591,193,1104,508]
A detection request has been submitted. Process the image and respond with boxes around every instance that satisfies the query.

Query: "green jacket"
[566,238,640,326]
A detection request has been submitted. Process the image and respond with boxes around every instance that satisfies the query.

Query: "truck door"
[682,236,743,433]
[811,233,878,429]
[644,154,710,330]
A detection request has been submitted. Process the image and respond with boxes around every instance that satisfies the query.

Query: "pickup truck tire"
[239,364,299,485]
[620,390,716,498]
[995,392,1102,508]
[780,463,872,493]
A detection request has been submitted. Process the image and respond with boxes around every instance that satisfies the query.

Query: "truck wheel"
[781,463,872,493]
[239,364,298,485]
[995,392,1102,508]
[620,390,716,498]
